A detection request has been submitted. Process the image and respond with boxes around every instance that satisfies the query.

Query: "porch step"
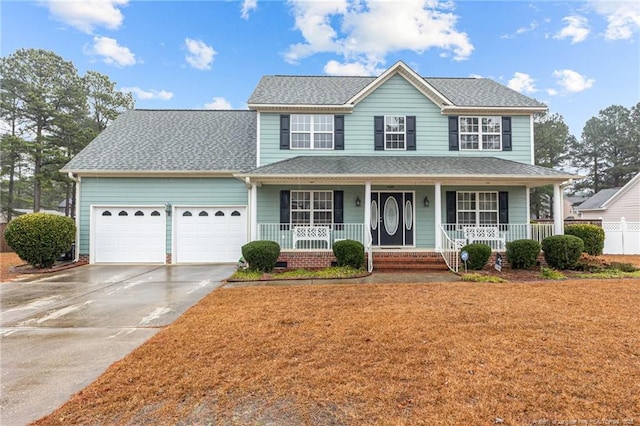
[372,253,449,272]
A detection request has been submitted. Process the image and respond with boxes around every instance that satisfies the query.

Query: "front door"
[371,192,414,246]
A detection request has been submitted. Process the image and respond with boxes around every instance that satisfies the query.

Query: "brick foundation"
[78,254,89,263]
[166,254,172,264]
[277,251,337,269]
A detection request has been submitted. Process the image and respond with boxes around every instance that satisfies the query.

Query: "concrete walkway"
[0,264,235,426]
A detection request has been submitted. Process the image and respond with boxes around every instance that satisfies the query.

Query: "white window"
[460,117,501,150]
[385,115,405,150]
[291,115,333,149]
[291,191,333,225]
[457,192,498,225]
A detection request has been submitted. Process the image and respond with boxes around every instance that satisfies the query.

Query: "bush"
[241,240,281,272]
[573,253,608,272]
[541,235,584,270]
[460,243,492,270]
[609,262,638,273]
[333,239,365,269]
[505,239,541,269]
[564,224,605,256]
[4,212,76,269]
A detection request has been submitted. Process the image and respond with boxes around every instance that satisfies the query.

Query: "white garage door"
[174,206,247,263]
[93,207,166,263]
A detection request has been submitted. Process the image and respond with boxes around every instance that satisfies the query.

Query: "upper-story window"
[385,116,406,150]
[459,116,502,150]
[291,114,334,149]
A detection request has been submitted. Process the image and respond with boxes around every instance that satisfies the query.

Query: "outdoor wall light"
[164,202,172,215]
[355,196,361,207]
[423,196,430,208]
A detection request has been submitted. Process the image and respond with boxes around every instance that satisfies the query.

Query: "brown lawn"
[0,252,27,282]
[33,277,639,425]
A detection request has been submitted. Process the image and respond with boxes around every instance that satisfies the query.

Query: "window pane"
[385,133,405,149]
[314,115,333,132]
[385,116,404,132]
[482,117,501,133]
[460,135,478,150]
[291,115,311,131]
[291,133,310,149]
[460,117,478,133]
[479,212,498,224]
[313,133,333,149]
[482,135,501,150]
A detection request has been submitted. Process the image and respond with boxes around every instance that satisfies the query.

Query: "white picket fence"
[602,219,640,254]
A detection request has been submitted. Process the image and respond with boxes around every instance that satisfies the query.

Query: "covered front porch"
[237,156,576,272]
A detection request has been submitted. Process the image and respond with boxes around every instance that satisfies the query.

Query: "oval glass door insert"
[405,200,413,230]
[384,197,399,235]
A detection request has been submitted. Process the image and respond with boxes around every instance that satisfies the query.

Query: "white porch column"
[250,182,258,241]
[364,182,371,244]
[553,183,563,235]
[434,182,442,251]
[525,186,531,239]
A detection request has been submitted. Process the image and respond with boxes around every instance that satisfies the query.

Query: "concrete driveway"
[0,264,235,426]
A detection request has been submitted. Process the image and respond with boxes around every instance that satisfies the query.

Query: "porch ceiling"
[237,156,579,188]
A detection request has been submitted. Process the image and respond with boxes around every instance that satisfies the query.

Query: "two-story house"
[61,61,576,271]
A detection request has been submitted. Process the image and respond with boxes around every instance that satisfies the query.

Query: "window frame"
[290,114,334,150]
[456,191,499,226]
[459,116,502,151]
[290,190,334,226]
[384,115,406,150]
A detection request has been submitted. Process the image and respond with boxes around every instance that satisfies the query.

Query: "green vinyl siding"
[78,177,247,255]
[259,74,533,165]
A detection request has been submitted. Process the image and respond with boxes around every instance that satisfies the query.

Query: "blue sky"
[2,0,639,137]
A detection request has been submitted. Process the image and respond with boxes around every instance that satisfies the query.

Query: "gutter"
[67,172,81,262]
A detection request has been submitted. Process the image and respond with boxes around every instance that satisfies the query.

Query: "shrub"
[460,243,492,270]
[609,262,638,273]
[241,240,281,273]
[333,239,365,269]
[539,267,566,280]
[4,212,76,269]
[505,239,541,269]
[541,235,584,270]
[573,253,608,272]
[564,224,605,256]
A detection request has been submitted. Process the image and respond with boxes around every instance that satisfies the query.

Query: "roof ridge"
[132,109,253,112]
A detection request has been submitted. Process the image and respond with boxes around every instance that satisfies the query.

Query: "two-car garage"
[92,206,247,264]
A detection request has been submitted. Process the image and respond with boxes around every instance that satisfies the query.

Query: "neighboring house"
[564,194,588,219]
[61,61,576,270]
[574,172,640,222]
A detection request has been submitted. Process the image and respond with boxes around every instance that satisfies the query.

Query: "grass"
[575,270,640,279]
[34,279,640,425]
[461,273,507,283]
[539,267,566,280]
[230,266,365,281]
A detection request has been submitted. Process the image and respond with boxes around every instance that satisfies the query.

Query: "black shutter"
[333,191,344,228]
[334,115,344,150]
[280,190,290,230]
[502,117,512,151]
[374,116,384,150]
[499,191,509,224]
[280,115,290,150]
[448,116,459,151]
[446,191,457,224]
[406,116,416,150]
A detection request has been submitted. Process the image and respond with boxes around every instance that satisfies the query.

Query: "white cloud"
[120,87,174,100]
[554,15,590,43]
[501,20,539,39]
[46,0,128,33]
[185,38,216,70]
[592,0,640,40]
[547,88,559,96]
[552,69,595,93]
[285,0,473,75]
[204,97,233,109]
[323,59,383,76]
[241,0,257,19]
[507,72,537,94]
[87,36,136,67]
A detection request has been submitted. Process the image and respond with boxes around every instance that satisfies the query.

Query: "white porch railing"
[439,226,460,273]
[442,223,554,250]
[258,223,365,250]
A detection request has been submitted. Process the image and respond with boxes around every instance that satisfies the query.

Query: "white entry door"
[174,206,247,263]
[93,206,166,263]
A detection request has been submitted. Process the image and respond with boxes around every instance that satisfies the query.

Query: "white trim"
[256,111,261,167]
[250,183,258,241]
[553,184,563,235]
[442,106,547,115]
[525,186,531,239]
[63,170,240,177]
[347,61,451,107]
[530,114,535,165]
[248,104,353,113]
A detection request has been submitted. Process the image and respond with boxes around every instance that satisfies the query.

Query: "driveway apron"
[0,264,234,426]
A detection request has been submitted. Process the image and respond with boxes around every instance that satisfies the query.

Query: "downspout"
[67,172,81,262]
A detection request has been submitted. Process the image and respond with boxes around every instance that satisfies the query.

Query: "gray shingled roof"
[243,156,573,178]
[247,75,545,108]
[576,188,621,210]
[62,110,256,173]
